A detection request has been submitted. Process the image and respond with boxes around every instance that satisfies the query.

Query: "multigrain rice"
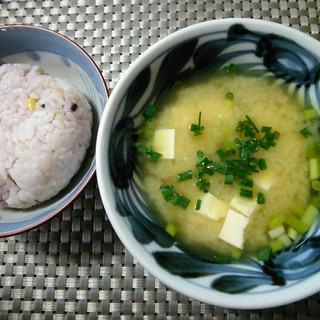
[0,63,92,208]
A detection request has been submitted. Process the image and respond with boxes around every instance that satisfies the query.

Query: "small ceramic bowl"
[96,18,320,309]
[0,25,108,236]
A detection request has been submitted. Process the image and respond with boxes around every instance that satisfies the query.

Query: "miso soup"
[136,68,319,260]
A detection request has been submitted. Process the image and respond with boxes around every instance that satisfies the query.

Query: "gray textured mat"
[0,1,319,318]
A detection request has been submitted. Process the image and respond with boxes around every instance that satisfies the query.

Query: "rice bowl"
[0,24,108,236]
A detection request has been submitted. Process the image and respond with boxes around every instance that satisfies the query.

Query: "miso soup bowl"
[96,19,320,309]
[0,25,108,237]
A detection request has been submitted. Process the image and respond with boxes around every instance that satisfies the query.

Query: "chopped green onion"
[261,126,272,133]
[223,63,237,73]
[309,158,320,180]
[301,204,318,227]
[195,199,202,210]
[225,92,234,100]
[257,248,271,262]
[310,195,320,209]
[148,151,162,162]
[285,215,308,234]
[231,248,242,260]
[245,115,259,133]
[240,188,253,198]
[177,170,193,182]
[270,238,284,253]
[287,227,300,241]
[268,224,285,239]
[278,234,292,248]
[225,149,236,156]
[292,205,305,217]
[201,163,215,176]
[224,174,234,185]
[213,162,227,174]
[257,158,267,170]
[225,140,237,151]
[268,214,286,229]
[176,195,191,209]
[165,222,177,237]
[300,127,313,138]
[303,108,318,120]
[190,111,205,136]
[216,148,226,160]
[173,80,183,87]
[212,256,231,264]
[196,178,210,193]
[239,177,253,188]
[311,180,320,191]
[143,104,158,119]
[136,145,161,163]
[306,143,320,158]
[196,151,208,166]
[257,192,265,205]
[160,184,175,202]
[160,185,190,209]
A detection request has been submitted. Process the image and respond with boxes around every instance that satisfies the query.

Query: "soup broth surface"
[137,69,314,258]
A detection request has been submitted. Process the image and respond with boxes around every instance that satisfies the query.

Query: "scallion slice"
[190,111,205,136]
[212,256,231,264]
[239,177,253,188]
[224,174,234,185]
[195,199,202,210]
[303,108,318,120]
[245,115,259,133]
[165,222,177,237]
[300,127,312,138]
[160,184,190,209]
[225,92,234,100]
[223,63,237,73]
[143,104,158,119]
[310,195,320,209]
[177,170,193,182]
[240,188,253,198]
[257,192,265,205]
[311,180,320,191]
[136,145,161,163]
[257,248,271,262]
[196,178,210,193]
[285,215,308,234]
[258,158,267,170]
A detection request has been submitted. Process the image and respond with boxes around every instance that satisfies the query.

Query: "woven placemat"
[0,1,319,318]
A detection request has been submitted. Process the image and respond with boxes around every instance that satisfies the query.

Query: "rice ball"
[0,63,93,208]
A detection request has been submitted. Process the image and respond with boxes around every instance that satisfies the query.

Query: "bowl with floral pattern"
[96,18,320,309]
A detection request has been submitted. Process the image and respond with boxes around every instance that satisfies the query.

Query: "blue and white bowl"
[96,19,320,308]
[0,25,108,236]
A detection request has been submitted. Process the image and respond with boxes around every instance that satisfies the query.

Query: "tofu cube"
[219,209,249,249]
[152,129,175,159]
[197,192,229,220]
[230,196,257,217]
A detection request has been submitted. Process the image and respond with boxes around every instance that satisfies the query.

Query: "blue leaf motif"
[109,117,136,189]
[148,39,198,102]
[124,66,151,118]
[153,251,265,278]
[211,275,274,294]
